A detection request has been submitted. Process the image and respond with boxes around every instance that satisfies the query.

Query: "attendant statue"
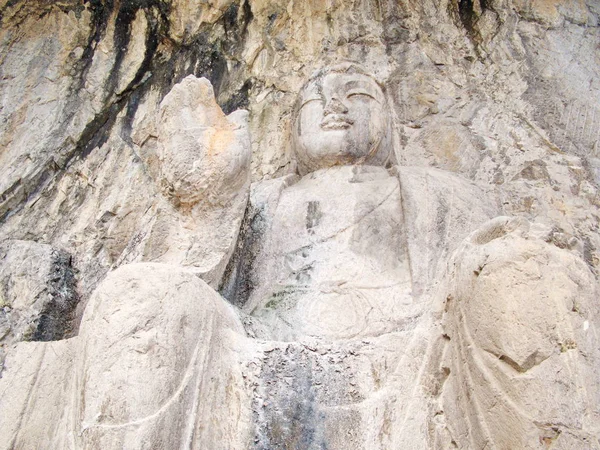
[0,63,598,450]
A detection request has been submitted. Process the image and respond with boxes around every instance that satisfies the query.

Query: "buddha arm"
[121,76,252,287]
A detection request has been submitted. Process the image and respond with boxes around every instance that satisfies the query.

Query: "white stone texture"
[435,217,600,448]
[246,165,414,341]
[0,0,598,448]
[0,263,253,450]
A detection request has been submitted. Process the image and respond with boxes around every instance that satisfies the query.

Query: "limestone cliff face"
[0,0,599,449]
[1,0,598,304]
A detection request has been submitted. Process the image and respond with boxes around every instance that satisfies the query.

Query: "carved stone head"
[292,63,393,175]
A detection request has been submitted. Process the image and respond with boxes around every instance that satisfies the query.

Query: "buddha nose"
[324,97,348,115]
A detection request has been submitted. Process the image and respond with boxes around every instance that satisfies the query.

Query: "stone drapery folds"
[1,0,599,445]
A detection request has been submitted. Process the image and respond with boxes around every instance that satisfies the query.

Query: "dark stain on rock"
[219,200,266,308]
[157,31,228,101]
[77,0,115,89]
[254,345,328,450]
[0,0,84,29]
[435,197,450,247]
[120,4,170,139]
[0,0,253,226]
[582,236,597,273]
[377,0,412,53]
[306,201,323,234]
[32,249,79,341]
[0,0,20,21]
[106,0,136,97]
[46,1,169,160]
[222,0,253,50]
[221,78,252,114]
[512,159,551,183]
[106,0,169,94]
[253,343,364,449]
[449,0,491,53]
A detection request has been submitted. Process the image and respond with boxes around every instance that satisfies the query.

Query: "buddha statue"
[240,63,415,342]
[0,63,598,450]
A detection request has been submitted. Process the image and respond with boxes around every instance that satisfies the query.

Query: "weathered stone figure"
[1,64,598,450]
[242,64,415,342]
[437,216,600,449]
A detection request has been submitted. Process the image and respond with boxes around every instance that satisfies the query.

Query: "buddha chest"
[246,166,416,340]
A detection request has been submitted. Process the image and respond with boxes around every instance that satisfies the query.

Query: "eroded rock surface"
[0,0,599,449]
[0,240,78,367]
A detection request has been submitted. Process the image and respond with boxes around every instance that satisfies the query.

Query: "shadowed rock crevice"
[221,78,253,114]
[0,241,80,371]
[32,250,79,341]
[77,0,114,88]
[449,0,494,51]
[458,0,477,34]
[219,201,266,308]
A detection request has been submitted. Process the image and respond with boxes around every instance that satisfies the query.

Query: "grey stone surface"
[0,0,599,448]
[0,240,78,367]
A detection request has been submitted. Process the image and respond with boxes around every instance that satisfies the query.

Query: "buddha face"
[293,68,391,175]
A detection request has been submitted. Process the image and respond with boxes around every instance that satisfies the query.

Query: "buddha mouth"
[320,115,354,130]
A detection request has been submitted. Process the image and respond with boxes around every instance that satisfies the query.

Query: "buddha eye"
[300,97,323,108]
[347,91,377,101]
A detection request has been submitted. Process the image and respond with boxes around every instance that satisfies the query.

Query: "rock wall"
[1,0,598,304]
[0,0,599,449]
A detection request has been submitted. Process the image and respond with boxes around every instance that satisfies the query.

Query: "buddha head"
[292,63,393,175]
